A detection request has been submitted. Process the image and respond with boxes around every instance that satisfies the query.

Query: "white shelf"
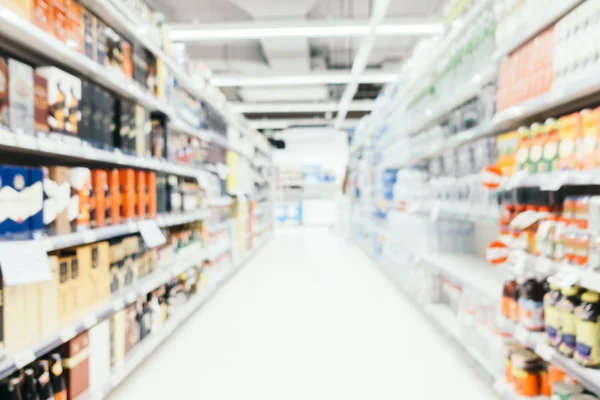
[207,220,231,233]
[493,0,583,61]
[207,197,233,207]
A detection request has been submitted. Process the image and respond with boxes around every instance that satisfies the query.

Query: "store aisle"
[109,228,496,400]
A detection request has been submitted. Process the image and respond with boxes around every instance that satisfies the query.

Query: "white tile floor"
[109,228,497,399]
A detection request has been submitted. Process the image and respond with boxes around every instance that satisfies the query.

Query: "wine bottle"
[1,377,23,400]
[48,354,66,400]
[35,361,55,400]
[21,369,40,400]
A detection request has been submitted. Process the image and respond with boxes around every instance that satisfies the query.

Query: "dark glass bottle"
[1,377,23,400]
[20,369,40,400]
[35,360,55,400]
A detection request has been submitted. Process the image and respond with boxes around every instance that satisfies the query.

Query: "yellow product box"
[559,112,583,170]
[515,127,532,173]
[583,108,600,170]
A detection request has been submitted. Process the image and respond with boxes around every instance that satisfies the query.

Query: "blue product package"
[0,165,30,238]
[0,165,5,236]
[28,167,45,235]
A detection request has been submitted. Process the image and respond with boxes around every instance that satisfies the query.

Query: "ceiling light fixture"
[210,73,398,87]
[230,101,375,114]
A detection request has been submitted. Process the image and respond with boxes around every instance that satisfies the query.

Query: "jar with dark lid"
[575,291,600,367]
[511,349,541,397]
[503,273,518,319]
[519,273,545,331]
[559,286,582,358]
[544,283,562,347]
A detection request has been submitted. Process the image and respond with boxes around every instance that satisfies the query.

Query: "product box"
[0,57,35,135]
[90,241,110,302]
[43,166,72,235]
[32,0,52,33]
[146,172,156,217]
[124,303,138,354]
[151,114,166,159]
[79,79,94,144]
[113,98,131,152]
[69,167,91,230]
[559,112,583,170]
[107,168,120,224]
[110,309,126,367]
[156,173,166,214]
[119,168,135,219]
[75,245,93,313]
[132,42,148,87]
[38,255,59,337]
[583,108,600,170]
[135,170,146,218]
[105,27,122,74]
[515,127,532,172]
[34,73,50,135]
[82,7,96,60]
[90,84,103,147]
[96,18,106,66]
[529,123,545,173]
[108,238,124,293]
[59,331,90,400]
[88,320,110,394]
[134,104,148,156]
[66,0,83,53]
[1,0,32,20]
[36,66,80,136]
[127,101,136,153]
[57,253,73,321]
[0,274,40,353]
[0,166,29,238]
[101,89,114,149]
[51,0,68,43]
[90,169,106,228]
[146,51,157,94]
[542,118,560,172]
[122,38,133,79]
[28,167,44,234]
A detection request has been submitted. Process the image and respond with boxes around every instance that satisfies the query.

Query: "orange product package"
[66,0,83,53]
[32,0,52,32]
[135,170,147,218]
[51,0,68,43]
[91,170,106,228]
[582,107,600,170]
[511,349,541,397]
[107,169,120,225]
[559,112,583,171]
[119,168,135,219]
[146,172,156,217]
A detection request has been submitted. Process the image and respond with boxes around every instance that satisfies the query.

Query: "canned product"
[552,382,584,399]
[512,349,541,397]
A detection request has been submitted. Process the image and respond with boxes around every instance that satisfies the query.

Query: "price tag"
[507,170,528,189]
[0,240,52,285]
[541,172,569,191]
[138,220,167,248]
[82,230,97,244]
[14,350,36,369]
[60,326,77,342]
[83,315,98,329]
[127,221,138,233]
[515,325,529,344]
[535,341,554,362]
[112,299,125,311]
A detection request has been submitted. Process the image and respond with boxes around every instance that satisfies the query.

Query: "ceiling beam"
[211,72,397,87]
[169,18,443,41]
[231,100,375,113]
[249,118,360,130]
[335,0,391,129]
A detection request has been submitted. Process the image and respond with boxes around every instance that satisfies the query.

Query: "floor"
[109,228,497,400]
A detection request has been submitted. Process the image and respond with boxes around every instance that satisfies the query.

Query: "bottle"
[544,283,562,347]
[35,360,54,400]
[502,274,518,319]
[558,286,582,358]
[21,369,40,400]
[575,291,600,367]
[1,377,23,400]
[48,354,67,400]
[519,273,545,331]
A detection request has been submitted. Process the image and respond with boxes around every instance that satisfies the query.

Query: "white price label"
[535,341,554,362]
[127,221,138,233]
[0,240,53,286]
[541,172,569,191]
[83,315,98,329]
[14,350,36,369]
[138,220,167,248]
[113,299,125,311]
[82,230,97,244]
[515,325,529,344]
[60,326,77,342]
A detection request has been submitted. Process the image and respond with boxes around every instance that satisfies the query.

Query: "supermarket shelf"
[207,243,232,261]
[513,325,600,397]
[503,168,600,191]
[421,253,504,301]
[207,197,233,207]
[0,128,205,178]
[207,220,231,234]
[0,243,207,381]
[493,72,600,132]
[493,0,583,61]
[42,209,211,252]
[76,234,270,400]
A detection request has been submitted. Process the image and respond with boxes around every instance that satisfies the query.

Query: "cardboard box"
[124,304,138,354]
[38,255,59,337]
[51,0,68,43]
[66,0,83,53]
[110,309,125,367]
[105,27,122,74]
[146,172,156,217]
[107,168,120,224]
[69,167,91,230]
[32,0,52,34]
[135,170,146,218]
[57,253,73,321]
[122,38,133,79]
[90,169,106,228]
[36,66,80,136]
[34,73,50,135]
[43,166,72,235]
[0,277,40,353]
[74,245,92,313]
[82,7,96,60]
[59,331,90,400]
[0,57,35,134]
[88,320,110,394]
[101,89,114,149]
[132,42,148,87]
[119,169,135,220]
[90,241,110,302]
[0,166,30,238]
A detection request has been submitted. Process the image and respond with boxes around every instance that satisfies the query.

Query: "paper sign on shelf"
[0,240,52,286]
[138,220,167,248]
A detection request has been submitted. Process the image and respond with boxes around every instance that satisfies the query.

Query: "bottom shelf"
[78,235,271,400]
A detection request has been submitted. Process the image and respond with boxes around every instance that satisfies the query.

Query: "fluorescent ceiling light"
[248,118,359,130]
[170,20,443,41]
[211,72,398,87]
[231,101,375,114]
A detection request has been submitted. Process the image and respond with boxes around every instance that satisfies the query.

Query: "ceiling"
[153,0,445,131]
